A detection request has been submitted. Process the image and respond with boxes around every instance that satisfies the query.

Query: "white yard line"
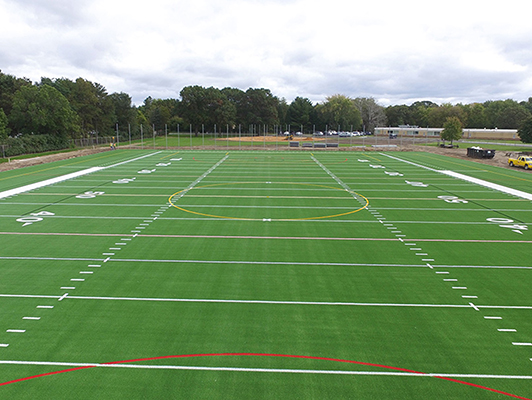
[0,360,531,380]
[1,256,531,270]
[0,293,531,310]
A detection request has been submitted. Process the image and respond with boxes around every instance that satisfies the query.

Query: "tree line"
[2,69,532,156]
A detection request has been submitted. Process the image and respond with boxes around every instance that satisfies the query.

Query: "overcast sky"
[1,0,531,106]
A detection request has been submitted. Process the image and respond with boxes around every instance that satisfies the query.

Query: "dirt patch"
[0,148,109,172]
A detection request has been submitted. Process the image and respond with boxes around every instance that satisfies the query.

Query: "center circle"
[168,182,369,221]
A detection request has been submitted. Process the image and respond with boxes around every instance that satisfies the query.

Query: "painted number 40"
[487,218,528,234]
[16,211,55,227]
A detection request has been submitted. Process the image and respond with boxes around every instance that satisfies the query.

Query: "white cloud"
[1,0,531,105]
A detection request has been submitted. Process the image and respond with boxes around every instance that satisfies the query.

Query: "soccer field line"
[1,293,531,310]
[1,256,529,270]
[2,232,531,244]
[3,202,532,213]
[1,360,532,380]
[2,215,529,227]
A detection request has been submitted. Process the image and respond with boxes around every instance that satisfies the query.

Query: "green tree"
[287,97,315,131]
[316,94,362,131]
[518,117,532,143]
[0,108,9,143]
[10,84,79,139]
[180,86,236,131]
[109,92,137,135]
[0,70,31,118]
[385,105,411,126]
[441,116,463,145]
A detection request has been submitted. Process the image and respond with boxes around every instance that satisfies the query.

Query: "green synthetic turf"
[0,150,531,399]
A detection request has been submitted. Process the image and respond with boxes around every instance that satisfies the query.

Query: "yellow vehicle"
[508,156,532,170]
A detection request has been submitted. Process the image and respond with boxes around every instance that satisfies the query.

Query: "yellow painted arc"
[168,182,369,221]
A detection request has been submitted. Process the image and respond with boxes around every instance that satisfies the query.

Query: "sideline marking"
[380,153,532,201]
[0,152,162,200]
[0,353,530,399]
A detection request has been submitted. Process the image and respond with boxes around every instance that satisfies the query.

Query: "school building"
[374,126,519,140]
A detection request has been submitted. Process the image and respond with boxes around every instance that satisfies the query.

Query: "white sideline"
[0,167,104,199]
[440,170,532,201]
[0,360,531,380]
[0,152,161,200]
[381,153,532,201]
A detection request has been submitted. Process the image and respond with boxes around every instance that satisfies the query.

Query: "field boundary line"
[380,153,532,201]
[0,152,162,200]
[1,360,532,380]
[1,293,531,310]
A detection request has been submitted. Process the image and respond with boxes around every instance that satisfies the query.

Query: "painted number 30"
[438,195,468,204]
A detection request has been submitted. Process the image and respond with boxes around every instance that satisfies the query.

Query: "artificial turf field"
[0,149,531,399]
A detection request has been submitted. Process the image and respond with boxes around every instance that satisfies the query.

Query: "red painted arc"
[0,353,529,399]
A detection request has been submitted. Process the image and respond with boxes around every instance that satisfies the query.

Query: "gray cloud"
[1,0,531,106]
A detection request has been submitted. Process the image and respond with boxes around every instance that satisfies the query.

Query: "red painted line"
[0,353,529,398]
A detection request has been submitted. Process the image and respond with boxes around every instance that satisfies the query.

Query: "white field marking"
[0,152,162,200]
[513,342,532,346]
[80,271,93,274]
[469,303,480,311]
[4,256,532,270]
[88,264,101,268]
[484,316,502,320]
[452,287,467,290]
[143,220,153,223]
[398,238,404,242]
[2,360,532,380]
[422,259,435,262]
[131,230,141,233]
[109,248,121,251]
[115,243,127,246]
[444,279,458,281]
[58,293,68,301]
[435,271,449,274]
[383,224,393,226]
[139,223,150,226]
[416,253,428,256]
[426,263,433,269]
[391,231,401,233]
[498,329,517,332]
[22,317,40,320]
[462,295,478,299]
[396,235,406,237]
[386,227,397,230]
[37,305,53,309]
[0,344,8,347]
[6,330,25,333]
[121,239,131,241]
[71,279,85,282]
[132,234,138,238]
[405,243,416,245]
[61,287,75,290]
[102,253,115,256]
[409,248,422,251]
[380,153,532,201]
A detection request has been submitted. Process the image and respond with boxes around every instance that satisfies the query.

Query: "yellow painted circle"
[168,182,369,221]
